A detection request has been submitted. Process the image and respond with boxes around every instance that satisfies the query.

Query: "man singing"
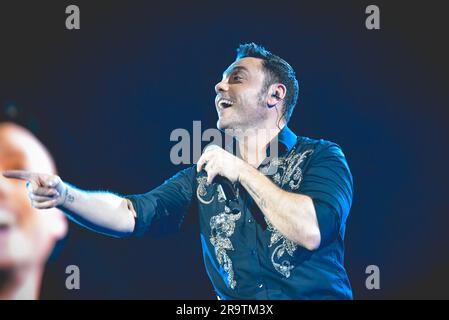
[3,43,353,299]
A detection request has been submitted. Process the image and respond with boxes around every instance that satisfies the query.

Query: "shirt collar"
[264,125,298,159]
[226,126,298,159]
[275,125,297,155]
[260,125,297,171]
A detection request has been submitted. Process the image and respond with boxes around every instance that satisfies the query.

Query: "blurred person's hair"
[0,102,41,136]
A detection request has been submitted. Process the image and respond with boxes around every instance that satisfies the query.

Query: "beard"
[217,88,268,131]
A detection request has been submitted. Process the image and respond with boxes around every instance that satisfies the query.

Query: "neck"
[235,124,284,168]
[0,266,42,300]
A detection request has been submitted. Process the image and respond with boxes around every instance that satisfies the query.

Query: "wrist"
[59,183,71,208]
[237,161,254,184]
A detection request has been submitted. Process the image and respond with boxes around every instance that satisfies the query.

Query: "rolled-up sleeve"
[125,165,196,237]
[299,143,353,246]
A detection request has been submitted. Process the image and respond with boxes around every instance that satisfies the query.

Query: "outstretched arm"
[3,170,136,238]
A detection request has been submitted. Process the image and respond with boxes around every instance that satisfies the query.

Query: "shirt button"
[251,249,257,256]
[258,283,264,289]
[248,218,253,223]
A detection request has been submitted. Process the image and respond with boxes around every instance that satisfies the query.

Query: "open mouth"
[0,223,11,232]
[218,98,234,109]
[0,221,13,236]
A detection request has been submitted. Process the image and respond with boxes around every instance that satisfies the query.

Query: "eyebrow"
[223,65,249,77]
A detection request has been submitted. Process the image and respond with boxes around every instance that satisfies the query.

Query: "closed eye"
[231,72,244,82]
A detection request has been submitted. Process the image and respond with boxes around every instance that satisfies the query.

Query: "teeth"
[219,99,234,108]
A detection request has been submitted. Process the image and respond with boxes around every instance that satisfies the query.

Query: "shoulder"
[296,136,347,158]
[164,165,197,185]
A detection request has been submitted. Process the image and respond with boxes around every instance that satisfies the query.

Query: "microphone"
[203,145,240,214]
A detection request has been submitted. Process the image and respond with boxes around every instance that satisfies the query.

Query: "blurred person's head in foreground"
[0,105,67,299]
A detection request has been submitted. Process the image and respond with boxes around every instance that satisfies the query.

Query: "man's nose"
[215,80,229,94]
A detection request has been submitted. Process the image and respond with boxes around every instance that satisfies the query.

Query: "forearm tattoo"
[67,192,75,203]
[64,187,75,205]
[245,183,267,209]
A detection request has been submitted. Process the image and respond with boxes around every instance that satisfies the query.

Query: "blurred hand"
[2,170,68,209]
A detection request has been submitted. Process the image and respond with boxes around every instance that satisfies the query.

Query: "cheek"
[17,209,53,261]
[11,183,33,213]
[10,184,42,233]
[243,87,265,105]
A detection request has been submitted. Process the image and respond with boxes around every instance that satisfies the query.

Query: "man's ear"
[266,83,287,108]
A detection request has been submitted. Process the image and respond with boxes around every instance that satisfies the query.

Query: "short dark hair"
[236,42,299,124]
[0,103,40,135]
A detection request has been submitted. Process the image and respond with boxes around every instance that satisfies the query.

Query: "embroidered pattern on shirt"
[210,205,241,289]
[196,175,228,204]
[265,148,314,278]
[272,149,314,190]
[196,176,214,204]
[196,175,240,289]
[217,185,226,203]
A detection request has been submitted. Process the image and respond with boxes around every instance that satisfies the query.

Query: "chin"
[216,119,229,131]
[0,232,46,268]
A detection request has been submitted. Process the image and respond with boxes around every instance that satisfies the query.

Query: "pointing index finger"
[2,170,37,181]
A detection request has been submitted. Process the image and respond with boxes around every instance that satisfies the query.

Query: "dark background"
[1,0,448,299]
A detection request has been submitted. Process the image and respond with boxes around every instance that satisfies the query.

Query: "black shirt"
[126,126,353,299]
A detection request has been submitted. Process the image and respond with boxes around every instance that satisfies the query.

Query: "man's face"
[0,123,66,269]
[215,57,270,132]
